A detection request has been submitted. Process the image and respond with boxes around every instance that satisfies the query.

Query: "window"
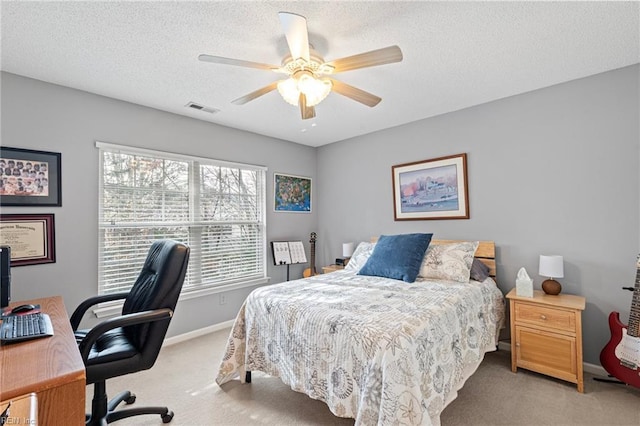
[97,142,267,297]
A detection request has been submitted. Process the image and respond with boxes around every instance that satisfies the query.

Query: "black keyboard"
[1,312,54,343]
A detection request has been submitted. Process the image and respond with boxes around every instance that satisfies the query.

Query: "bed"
[216,237,505,425]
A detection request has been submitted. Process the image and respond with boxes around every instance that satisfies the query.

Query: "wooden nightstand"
[321,265,344,274]
[506,289,586,392]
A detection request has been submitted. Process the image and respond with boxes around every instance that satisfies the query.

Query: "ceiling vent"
[185,102,219,114]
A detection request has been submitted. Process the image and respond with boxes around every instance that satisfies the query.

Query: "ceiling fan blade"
[279,12,310,62]
[198,54,280,71]
[330,79,381,107]
[231,81,280,105]
[299,93,316,120]
[324,45,403,73]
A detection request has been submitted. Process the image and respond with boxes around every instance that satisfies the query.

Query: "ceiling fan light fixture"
[277,78,300,106]
[298,73,332,106]
[277,71,332,107]
[199,12,403,120]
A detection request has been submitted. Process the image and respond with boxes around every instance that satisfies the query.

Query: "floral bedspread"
[216,270,505,425]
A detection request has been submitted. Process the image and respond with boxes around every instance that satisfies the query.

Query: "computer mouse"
[11,304,35,314]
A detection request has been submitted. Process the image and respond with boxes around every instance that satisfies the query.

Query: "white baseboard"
[582,362,607,377]
[163,319,234,347]
[497,340,607,377]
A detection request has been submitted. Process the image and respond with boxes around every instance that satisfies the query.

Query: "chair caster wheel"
[125,394,136,405]
[162,411,174,423]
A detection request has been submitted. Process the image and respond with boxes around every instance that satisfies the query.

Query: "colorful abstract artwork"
[274,173,311,212]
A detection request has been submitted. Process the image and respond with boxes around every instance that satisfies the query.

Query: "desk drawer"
[515,303,576,333]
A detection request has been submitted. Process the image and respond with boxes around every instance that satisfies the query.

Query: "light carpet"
[87,327,640,425]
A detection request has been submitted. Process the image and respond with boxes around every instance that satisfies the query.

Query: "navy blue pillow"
[358,233,433,283]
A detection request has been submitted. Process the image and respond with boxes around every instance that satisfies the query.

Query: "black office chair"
[70,239,190,425]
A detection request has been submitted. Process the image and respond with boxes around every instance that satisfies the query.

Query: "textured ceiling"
[2,1,638,147]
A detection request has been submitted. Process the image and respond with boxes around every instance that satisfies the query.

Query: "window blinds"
[97,142,266,295]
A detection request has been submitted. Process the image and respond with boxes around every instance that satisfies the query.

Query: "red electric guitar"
[599,254,640,388]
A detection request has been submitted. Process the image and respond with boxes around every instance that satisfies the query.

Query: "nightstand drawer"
[515,327,577,382]
[515,303,576,333]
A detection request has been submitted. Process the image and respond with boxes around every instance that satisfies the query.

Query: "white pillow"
[344,242,376,272]
[419,241,479,282]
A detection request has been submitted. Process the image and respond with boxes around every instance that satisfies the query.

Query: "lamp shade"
[277,73,332,107]
[539,255,564,279]
[342,242,355,258]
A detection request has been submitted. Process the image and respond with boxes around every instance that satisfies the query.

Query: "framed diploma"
[0,214,56,266]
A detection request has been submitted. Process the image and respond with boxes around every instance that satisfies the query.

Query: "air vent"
[185,102,219,114]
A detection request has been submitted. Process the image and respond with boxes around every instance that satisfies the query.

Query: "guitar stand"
[593,375,626,385]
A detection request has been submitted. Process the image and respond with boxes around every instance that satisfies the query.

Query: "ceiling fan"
[198,12,403,120]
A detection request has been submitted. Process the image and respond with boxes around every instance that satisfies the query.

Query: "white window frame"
[95,141,268,316]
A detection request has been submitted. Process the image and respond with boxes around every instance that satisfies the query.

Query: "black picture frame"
[0,147,61,206]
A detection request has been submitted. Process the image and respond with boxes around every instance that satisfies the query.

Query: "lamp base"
[542,279,562,295]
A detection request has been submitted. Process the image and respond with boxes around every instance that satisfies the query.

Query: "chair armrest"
[70,292,129,331]
[77,308,173,361]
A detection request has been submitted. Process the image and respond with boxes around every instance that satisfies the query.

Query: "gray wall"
[2,65,638,365]
[317,64,640,365]
[0,71,317,336]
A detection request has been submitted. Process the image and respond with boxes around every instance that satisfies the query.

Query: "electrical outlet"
[219,294,227,305]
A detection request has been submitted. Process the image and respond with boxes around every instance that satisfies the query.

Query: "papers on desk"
[271,241,307,265]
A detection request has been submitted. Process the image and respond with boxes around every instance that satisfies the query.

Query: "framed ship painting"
[392,153,469,220]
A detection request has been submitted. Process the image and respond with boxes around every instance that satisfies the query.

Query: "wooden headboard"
[370,237,497,281]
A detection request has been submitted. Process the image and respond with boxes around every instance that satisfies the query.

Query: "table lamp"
[539,255,564,295]
[342,242,354,265]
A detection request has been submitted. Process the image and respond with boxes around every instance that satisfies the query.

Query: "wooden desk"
[0,296,86,425]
